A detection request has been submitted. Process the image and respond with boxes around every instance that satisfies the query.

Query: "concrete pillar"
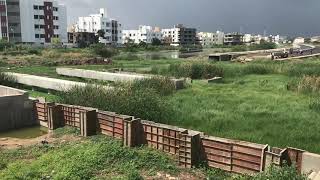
[123,117,141,147]
[179,130,202,168]
[47,104,64,130]
[79,110,98,137]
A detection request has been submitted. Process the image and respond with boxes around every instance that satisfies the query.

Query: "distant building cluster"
[0,1,314,47]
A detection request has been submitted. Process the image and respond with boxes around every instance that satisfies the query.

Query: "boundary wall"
[33,101,320,175]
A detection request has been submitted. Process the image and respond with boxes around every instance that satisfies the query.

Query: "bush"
[130,77,176,96]
[309,99,320,112]
[58,84,173,123]
[252,165,307,180]
[297,76,320,94]
[0,71,16,87]
[28,49,41,55]
[169,61,224,79]
[0,40,13,51]
[90,44,119,58]
[242,64,273,75]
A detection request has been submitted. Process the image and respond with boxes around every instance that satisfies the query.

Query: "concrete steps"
[309,171,320,180]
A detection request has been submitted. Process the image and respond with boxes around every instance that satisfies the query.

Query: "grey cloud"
[59,0,320,37]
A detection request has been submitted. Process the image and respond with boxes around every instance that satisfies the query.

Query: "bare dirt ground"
[0,132,79,149]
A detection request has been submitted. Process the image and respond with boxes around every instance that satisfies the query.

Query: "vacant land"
[1,46,320,154]
[0,127,305,180]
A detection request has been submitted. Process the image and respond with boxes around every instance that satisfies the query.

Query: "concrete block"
[5,72,112,92]
[302,152,320,174]
[56,68,185,90]
[47,104,64,130]
[208,77,223,83]
[56,68,146,82]
[0,86,36,132]
[309,171,317,180]
[6,72,87,92]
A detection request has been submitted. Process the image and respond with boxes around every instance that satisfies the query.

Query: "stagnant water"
[0,126,48,139]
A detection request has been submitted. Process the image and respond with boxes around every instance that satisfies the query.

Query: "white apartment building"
[162,24,197,46]
[0,0,67,44]
[122,25,162,44]
[76,8,122,44]
[198,31,224,47]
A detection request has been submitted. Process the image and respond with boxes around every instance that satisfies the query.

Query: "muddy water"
[0,126,48,139]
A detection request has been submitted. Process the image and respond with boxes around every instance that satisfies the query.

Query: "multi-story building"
[0,0,67,44]
[197,31,224,47]
[224,33,244,45]
[162,24,197,46]
[122,25,162,44]
[76,8,122,45]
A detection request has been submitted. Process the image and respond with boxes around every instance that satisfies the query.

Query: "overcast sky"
[59,0,320,37]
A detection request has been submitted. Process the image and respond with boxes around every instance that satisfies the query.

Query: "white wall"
[122,25,162,44]
[19,0,67,43]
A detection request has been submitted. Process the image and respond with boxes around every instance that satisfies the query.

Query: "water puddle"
[0,126,48,139]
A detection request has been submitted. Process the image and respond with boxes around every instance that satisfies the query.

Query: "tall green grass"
[58,77,175,123]
[168,61,224,79]
[0,71,16,87]
[0,131,177,179]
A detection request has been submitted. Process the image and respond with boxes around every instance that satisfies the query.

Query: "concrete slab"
[302,152,320,174]
[0,86,36,132]
[5,72,111,92]
[208,77,223,83]
[57,68,146,82]
[56,68,185,90]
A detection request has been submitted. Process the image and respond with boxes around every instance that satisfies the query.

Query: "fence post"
[286,148,305,173]
[178,130,202,168]
[47,104,64,130]
[80,110,98,137]
[123,117,141,147]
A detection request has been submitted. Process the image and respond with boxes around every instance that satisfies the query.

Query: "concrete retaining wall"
[56,68,185,90]
[0,86,36,132]
[302,152,320,173]
[5,72,111,92]
[57,68,146,82]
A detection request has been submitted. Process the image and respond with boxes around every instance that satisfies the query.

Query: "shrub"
[0,40,13,51]
[130,77,176,96]
[0,71,16,87]
[28,49,41,55]
[297,76,320,94]
[58,84,173,123]
[252,165,307,180]
[169,61,223,79]
[242,64,273,75]
[90,44,119,58]
[309,99,320,112]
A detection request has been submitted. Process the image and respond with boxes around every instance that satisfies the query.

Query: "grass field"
[0,127,305,180]
[2,55,320,153]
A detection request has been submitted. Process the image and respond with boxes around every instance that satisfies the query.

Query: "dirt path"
[0,132,79,149]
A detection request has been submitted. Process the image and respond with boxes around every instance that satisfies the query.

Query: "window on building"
[34,15,39,19]
[33,5,38,10]
[34,24,39,29]
[53,7,58,11]
[35,34,39,38]
[39,6,44,10]
[40,34,45,38]
[6,1,19,5]
[39,15,44,19]
[54,25,59,29]
[40,25,45,29]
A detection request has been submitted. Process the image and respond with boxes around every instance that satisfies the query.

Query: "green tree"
[151,38,162,46]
